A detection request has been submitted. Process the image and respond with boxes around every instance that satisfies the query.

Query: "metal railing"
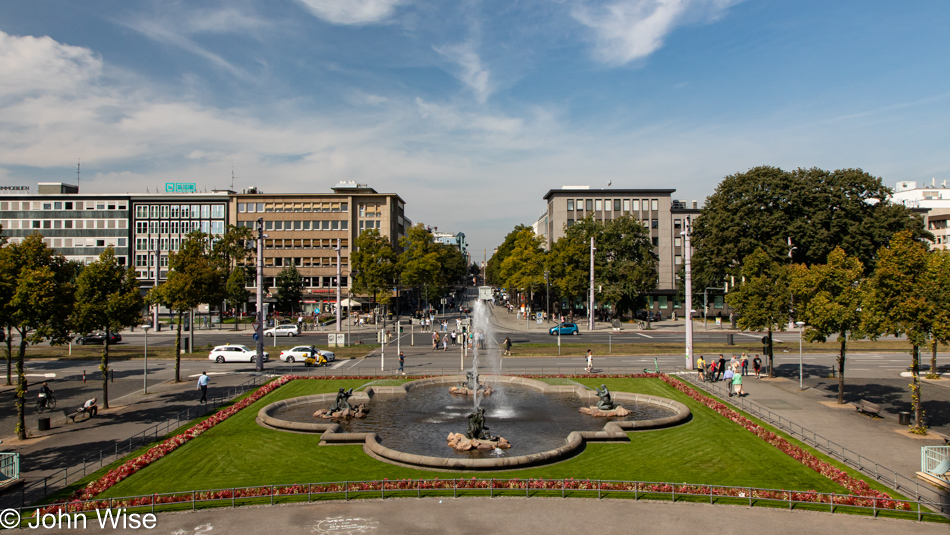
[0,453,18,481]
[2,374,270,508]
[12,478,948,526]
[922,446,950,478]
[672,367,950,516]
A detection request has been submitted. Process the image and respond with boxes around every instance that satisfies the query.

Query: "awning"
[339,298,365,307]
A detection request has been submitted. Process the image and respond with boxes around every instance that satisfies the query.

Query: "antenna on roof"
[77,159,81,187]
[231,166,236,190]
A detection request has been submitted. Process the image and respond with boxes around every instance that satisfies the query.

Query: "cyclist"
[37,381,54,411]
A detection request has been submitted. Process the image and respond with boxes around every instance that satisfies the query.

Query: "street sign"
[251,323,260,331]
[252,333,259,341]
[536,312,543,324]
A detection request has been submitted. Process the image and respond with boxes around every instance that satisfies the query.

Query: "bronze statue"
[595,384,615,411]
[465,407,491,440]
[332,387,354,412]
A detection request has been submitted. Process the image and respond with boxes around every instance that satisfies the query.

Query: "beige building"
[541,186,701,314]
[230,182,407,313]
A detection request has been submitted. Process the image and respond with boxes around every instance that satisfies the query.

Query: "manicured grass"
[101,377,875,499]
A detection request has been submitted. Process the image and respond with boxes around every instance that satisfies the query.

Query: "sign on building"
[478,286,492,301]
[165,183,197,193]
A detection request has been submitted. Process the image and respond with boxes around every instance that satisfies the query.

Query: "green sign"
[165,183,197,193]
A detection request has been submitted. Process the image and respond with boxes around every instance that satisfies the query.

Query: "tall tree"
[436,244,467,288]
[791,247,866,404]
[0,225,13,386]
[399,225,442,308]
[864,231,948,433]
[486,225,531,287]
[72,247,143,408]
[547,231,589,319]
[1,235,75,439]
[726,248,792,377]
[148,232,227,382]
[351,229,397,307]
[226,267,250,330]
[693,166,929,289]
[498,228,546,305]
[275,265,304,315]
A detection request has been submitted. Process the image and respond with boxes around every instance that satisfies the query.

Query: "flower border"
[46,373,907,513]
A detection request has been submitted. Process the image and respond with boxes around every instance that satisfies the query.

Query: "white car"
[209,345,270,363]
[317,349,336,362]
[280,345,317,363]
[264,324,300,337]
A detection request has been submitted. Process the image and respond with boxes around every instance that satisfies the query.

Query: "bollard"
[82,370,86,383]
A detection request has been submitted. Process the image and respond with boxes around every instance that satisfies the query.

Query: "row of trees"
[486,215,659,320]
[350,225,470,311]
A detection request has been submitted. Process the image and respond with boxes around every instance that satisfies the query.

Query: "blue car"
[549,322,580,335]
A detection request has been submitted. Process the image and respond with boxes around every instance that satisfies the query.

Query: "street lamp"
[141,324,151,394]
[544,270,550,323]
[795,321,806,390]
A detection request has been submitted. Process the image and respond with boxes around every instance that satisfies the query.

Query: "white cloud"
[573,0,741,65]
[293,0,403,25]
[122,20,251,79]
[433,41,492,103]
[0,32,102,97]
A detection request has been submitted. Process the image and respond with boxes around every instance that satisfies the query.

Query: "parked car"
[549,322,580,336]
[264,324,300,337]
[209,345,269,363]
[280,345,317,363]
[75,332,121,345]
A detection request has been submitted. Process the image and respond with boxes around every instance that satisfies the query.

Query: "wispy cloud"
[292,0,404,25]
[121,19,252,79]
[433,40,492,103]
[573,0,741,65]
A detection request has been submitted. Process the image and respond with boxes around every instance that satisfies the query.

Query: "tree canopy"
[351,229,397,304]
[275,265,304,314]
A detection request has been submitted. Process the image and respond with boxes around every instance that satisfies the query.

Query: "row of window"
[237,202,348,213]
[0,201,128,211]
[135,220,225,235]
[236,220,349,232]
[566,218,659,230]
[4,236,127,248]
[255,238,349,250]
[566,198,660,212]
[263,257,349,268]
[1,219,127,230]
[134,204,225,219]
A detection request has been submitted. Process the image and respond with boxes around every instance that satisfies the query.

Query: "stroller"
[703,362,716,383]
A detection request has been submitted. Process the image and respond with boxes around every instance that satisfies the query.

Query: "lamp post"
[682,217,694,369]
[142,324,151,394]
[589,237,596,331]
[796,321,806,390]
[544,270,550,323]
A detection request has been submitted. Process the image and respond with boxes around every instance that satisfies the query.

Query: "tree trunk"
[929,340,939,379]
[911,343,924,432]
[101,328,110,409]
[767,327,774,378]
[175,310,183,382]
[5,326,11,386]
[837,334,847,404]
[16,333,26,440]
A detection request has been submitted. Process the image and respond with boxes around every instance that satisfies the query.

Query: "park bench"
[852,399,882,418]
[63,408,89,424]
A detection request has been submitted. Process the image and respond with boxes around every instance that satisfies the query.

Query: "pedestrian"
[398,351,405,374]
[732,366,744,396]
[723,365,735,396]
[504,336,512,356]
[741,353,749,376]
[696,355,706,382]
[442,334,448,351]
[197,371,210,402]
[716,354,726,381]
[753,354,762,379]
[451,331,457,345]
[432,332,438,351]
[585,349,593,373]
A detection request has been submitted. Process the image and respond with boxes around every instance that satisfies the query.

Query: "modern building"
[540,186,702,315]
[431,229,469,264]
[230,182,407,314]
[890,180,950,250]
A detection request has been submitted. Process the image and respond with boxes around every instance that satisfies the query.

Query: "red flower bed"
[38,373,910,515]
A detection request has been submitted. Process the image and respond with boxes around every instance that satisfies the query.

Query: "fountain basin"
[257,376,691,471]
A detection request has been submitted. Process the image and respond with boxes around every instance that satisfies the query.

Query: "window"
[191,205,201,218]
[65,202,73,210]
[613,199,621,211]
[136,222,147,234]
[161,205,170,218]
[160,221,169,234]
[341,221,348,230]
[64,220,73,229]
[211,221,224,234]
[674,237,682,247]
[674,218,681,229]
[256,203,264,213]
[622,199,630,212]
[201,221,210,233]
[331,220,339,231]
[323,221,331,230]
[274,221,283,231]
[149,221,158,234]
[303,221,311,230]
[265,221,273,231]
[53,220,62,229]
[359,205,365,217]
[96,239,106,247]
[331,203,341,212]
[135,205,147,218]
[652,237,659,246]
[585,199,593,211]
[212,205,224,218]
[651,219,658,229]
[674,255,682,265]
[294,220,302,231]
[108,220,116,229]
[150,205,159,218]
[651,199,658,211]
[201,205,211,218]
[576,199,583,211]
[54,202,62,210]
[118,238,126,247]
[567,199,574,211]
[714,295,724,309]
[658,296,668,310]
[238,203,246,213]
[32,220,40,229]
[341,203,348,212]
[567,219,574,227]
[160,238,168,251]
[632,200,640,211]
[595,200,603,211]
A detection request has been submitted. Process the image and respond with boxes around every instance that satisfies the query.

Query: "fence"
[12,478,948,526]
[672,367,950,516]
[1,374,269,509]
[0,453,18,481]
[922,446,950,479]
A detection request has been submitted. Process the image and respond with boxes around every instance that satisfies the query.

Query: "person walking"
[753,354,762,379]
[716,354,726,381]
[585,349,593,373]
[696,355,706,382]
[732,366,745,397]
[741,353,749,376]
[504,337,512,356]
[197,371,210,402]
[431,332,438,351]
[723,365,735,396]
[451,331,457,346]
[442,334,449,351]
[398,351,405,374]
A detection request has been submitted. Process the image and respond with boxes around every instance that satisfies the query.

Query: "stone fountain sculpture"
[447,407,511,451]
[314,387,368,420]
[449,370,493,396]
[579,384,630,417]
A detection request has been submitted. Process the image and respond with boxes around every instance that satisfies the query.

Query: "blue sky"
[1,0,949,257]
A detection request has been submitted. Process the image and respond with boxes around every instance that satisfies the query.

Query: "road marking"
[850,368,869,371]
[880,366,909,368]
[737,333,763,339]
[330,360,346,369]
[636,333,653,339]
[186,372,230,377]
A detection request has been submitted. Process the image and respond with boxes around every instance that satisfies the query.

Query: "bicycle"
[636,321,645,330]
[36,392,57,413]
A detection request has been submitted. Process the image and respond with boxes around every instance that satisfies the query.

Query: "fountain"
[257,291,691,470]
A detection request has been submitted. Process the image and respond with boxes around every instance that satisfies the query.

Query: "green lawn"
[99,376,898,499]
